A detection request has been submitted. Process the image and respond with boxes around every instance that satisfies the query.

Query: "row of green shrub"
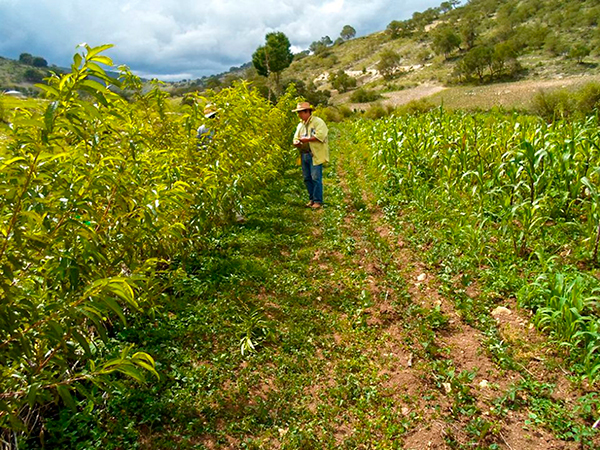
[0,44,297,443]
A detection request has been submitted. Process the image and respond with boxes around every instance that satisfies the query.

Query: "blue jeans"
[301,153,323,204]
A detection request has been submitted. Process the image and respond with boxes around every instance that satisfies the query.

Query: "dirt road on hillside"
[346,74,600,111]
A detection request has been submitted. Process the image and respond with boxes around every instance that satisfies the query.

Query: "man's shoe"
[311,202,322,209]
[305,201,314,207]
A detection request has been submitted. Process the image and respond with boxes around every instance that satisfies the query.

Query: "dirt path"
[341,74,600,112]
[127,125,598,450]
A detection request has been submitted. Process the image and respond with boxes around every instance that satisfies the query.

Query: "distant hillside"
[0,55,126,97]
[170,0,600,112]
[5,0,600,109]
[0,55,67,96]
[285,0,600,107]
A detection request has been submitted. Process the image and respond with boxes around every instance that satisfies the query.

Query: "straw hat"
[292,101,313,112]
[204,104,218,118]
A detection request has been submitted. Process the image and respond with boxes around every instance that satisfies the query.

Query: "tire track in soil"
[332,140,584,450]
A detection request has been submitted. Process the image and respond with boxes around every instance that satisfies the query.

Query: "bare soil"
[334,73,600,112]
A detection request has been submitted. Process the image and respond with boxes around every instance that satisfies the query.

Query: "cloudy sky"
[0,0,442,81]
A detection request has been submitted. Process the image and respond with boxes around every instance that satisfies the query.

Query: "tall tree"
[252,31,293,98]
[19,53,33,65]
[377,49,402,79]
[340,25,356,41]
[32,56,48,68]
[432,28,462,59]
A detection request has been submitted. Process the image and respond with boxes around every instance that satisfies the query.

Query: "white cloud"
[0,0,442,80]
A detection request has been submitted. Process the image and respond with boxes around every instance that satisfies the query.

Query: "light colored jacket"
[294,115,329,165]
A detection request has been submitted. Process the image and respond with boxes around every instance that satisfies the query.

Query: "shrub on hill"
[315,104,353,122]
[283,79,330,106]
[363,103,388,119]
[329,70,357,93]
[24,68,45,82]
[376,49,402,80]
[350,88,381,103]
[393,98,436,116]
[532,81,600,120]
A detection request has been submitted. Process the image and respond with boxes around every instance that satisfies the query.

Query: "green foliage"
[19,53,33,65]
[364,104,389,120]
[31,57,48,68]
[328,70,357,93]
[23,68,44,83]
[0,44,298,441]
[431,27,461,58]
[283,79,330,107]
[252,31,293,94]
[353,109,600,381]
[393,98,436,116]
[455,40,521,83]
[532,82,600,120]
[386,20,413,39]
[340,25,356,41]
[519,272,600,379]
[457,46,493,82]
[459,13,480,50]
[18,53,47,68]
[315,105,353,123]
[376,49,402,80]
[0,95,5,124]
[350,88,381,103]
[569,44,591,63]
[309,36,334,56]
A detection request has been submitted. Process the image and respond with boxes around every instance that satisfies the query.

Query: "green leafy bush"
[350,88,381,103]
[533,82,600,120]
[0,44,297,442]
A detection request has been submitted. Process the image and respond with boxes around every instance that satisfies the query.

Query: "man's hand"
[299,136,319,144]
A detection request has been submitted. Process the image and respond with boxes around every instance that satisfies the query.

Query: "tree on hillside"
[440,1,460,13]
[252,31,293,98]
[492,41,520,76]
[387,20,413,39]
[340,25,356,41]
[432,28,461,59]
[284,79,330,106]
[411,7,441,33]
[32,56,48,68]
[205,76,222,90]
[309,36,334,56]
[569,44,590,64]
[23,68,44,82]
[377,49,402,80]
[460,14,480,50]
[19,53,33,65]
[329,70,357,93]
[457,45,493,82]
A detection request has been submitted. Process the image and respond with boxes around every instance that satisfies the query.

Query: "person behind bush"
[292,102,329,209]
[196,104,217,148]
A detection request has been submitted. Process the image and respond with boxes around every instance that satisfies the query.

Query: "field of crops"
[1,45,600,449]
[353,110,600,381]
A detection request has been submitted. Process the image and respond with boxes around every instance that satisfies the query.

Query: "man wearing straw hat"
[196,103,218,147]
[292,101,329,209]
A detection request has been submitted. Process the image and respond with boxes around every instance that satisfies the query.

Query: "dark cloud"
[0,0,442,80]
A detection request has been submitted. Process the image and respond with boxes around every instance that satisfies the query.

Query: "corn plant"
[353,108,600,381]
